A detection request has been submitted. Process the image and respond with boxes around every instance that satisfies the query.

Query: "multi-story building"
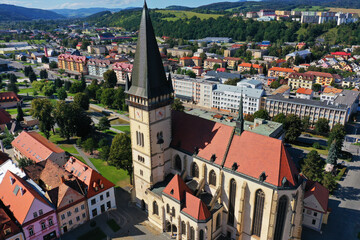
[0,201,25,240]
[167,48,193,58]
[288,72,315,89]
[264,94,351,128]
[58,54,87,75]
[125,4,317,240]
[246,11,258,18]
[330,51,351,60]
[117,44,136,54]
[87,45,107,55]
[223,48,240,57]
[87,59,111,78]
[204,59,225,69]
[320,86,342,103]
[0,171,59,240]
[0,92,21,109]
[301,11,319,23]
[191,56,202,67]
[224,57,241,69]
[258,9,275,17]
[268,67,295,78]
[212,84,264,115]
[64,157,116,219]
[307,71,335,86]
[238,63,264,74]
[12,131,67,166]
[112,62,133,85]
[341,77,360,88]
[335,12,359,25]
[296,88,314,99]
[180,57,193,66]
[317,11,337,24]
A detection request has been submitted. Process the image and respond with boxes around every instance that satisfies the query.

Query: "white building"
[212,84,264,115]
[237,79,263,89]
[0,159,26,183]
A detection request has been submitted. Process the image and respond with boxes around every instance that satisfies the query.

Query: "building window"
[136,131,144,147]
[216,213,221,229]
[81,204,85,210]
[4,228,11,235]
[106,191,110,198]
[314,212,318,217]
[199,229,204,240]
[69,220,73,225]
[190,227,195,240]
[67,211,71,217]
[252,189,265,237]
[191,162,199,178]
[61,214,65,220]
[39,209,43,215]
[33,212,38,218]
[153,201,159,216]
[312,219,316,225]
[181,221,186,235]
[91,199,96,205]
[274,195,288,240]
[140,170,143,176]
[209,170,216,186]
[166,204,170,214]
[228,179,236,226]
[174,155,182,171]
[41,222,46,230]
[76,216,80,222]
[107,201,111,209]
[49,218,53,226]
[82,213,86,218]
[171,207,175,217]
[29,228,34,236]
[100,195,104,201]
[92,209,97,217]
[75,207,79,213]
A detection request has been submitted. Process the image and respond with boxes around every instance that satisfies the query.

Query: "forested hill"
[87,9,360,45]
[0,4,64,21]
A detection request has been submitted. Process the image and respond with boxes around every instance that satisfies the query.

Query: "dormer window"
[9,176,15,185]
[170,189,174,195]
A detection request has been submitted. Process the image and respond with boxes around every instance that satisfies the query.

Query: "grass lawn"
[5,108,17,115]
[107,219,121,232]
[302,132,328,140]
[293,6,329,11]
[18,87,34,95]
[77,227,106,240]
[89,157,129,186]
[292,143,329,156]
[73,155,87,164]
[111,125,130,133]
[103,130,117,136]
[156,10,223,21]
[59,144,78,155]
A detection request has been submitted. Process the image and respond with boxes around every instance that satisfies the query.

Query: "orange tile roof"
[0,171,51,224]
[224,131,298,187]
[238,63,262,68]
[12,131,64,163]
[224,57,241,61]
[0,92,20,103]
[306,71,334,78]
[181,192,211,221]
[192,56,202,60]
[305,181,329,213]
[296,88,313,95]
[0,109,11,125]
[323,86,342,94]
[269,67,295,73]
[163,174,192,201]
[63,157,114,198]
[180,57,192,60]
[205,59,223,63]
[40,160,72,190]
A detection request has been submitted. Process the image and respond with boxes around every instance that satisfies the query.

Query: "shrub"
[312,142,321,149]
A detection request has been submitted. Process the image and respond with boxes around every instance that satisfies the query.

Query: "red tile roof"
[205,59,223,63]
[192,56,202,60]
[112,62,133,72]
[0,171,51,224]
[181,192,211,221]
[224,57,241,61]
[305,180,329,213]
[180,57,192,60]
[306,71,334,78]
[171,111,234,166]
[296,88,313,95]
[269,67,295,73]
[224,131,298,187]
[238,63,263,68]
[0,92,20,103]
[0,109,11,125]
[331,52,351,56]
[289,72,314,80]
[12,131,64,163]
[0,206,22,240]
[163,174,192,201]
[63,157,114,198]
[58,54,87,63]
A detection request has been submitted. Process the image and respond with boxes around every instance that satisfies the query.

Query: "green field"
[18,87,35,95]
[156,10,223,21]
[5,108,17,115]
[59,144,78,155]
[293,6,329,11]
[90,158,129,187]
[74,155,86,164]
[112,125,130,133]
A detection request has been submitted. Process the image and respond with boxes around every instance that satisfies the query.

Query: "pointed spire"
[125,74,131,92]
[235,90,244,135]
[127,1,173,100]
[168,72,173,92]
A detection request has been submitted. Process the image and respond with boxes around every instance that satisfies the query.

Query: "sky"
[0,0,242,10]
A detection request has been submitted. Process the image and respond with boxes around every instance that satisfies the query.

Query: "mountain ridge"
[0,4,65,21]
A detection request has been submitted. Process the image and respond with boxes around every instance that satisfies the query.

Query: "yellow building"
[288,72,315,89]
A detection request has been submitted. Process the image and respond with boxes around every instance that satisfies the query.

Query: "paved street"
[61,188,171,240]
[302,143,360,240]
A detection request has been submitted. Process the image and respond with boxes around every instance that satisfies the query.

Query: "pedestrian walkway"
[73,144,98,171]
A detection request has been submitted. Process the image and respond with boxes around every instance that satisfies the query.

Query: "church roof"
[181,192,211,222]
[127,2,173,99]
[162,174,192,202]
[304,180,329,213]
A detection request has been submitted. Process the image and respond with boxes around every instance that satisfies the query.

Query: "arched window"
[216,213,221,229]
[153,201,158,216]
[274,196,288,240]
[228,179,236,226]
[181,221,186,235]
[191,162,199,178]
[252,189,265,237]
[174,155,182,171]
[172,207,175,217]
[190,227,195,240]
[166,204,170,214]
[199,229,204,240]
[209,170,216,186]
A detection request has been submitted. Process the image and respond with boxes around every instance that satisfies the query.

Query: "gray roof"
[127,2,173,99]
[334,90,359,106]
[267,94,349,110]
[205,71,240,80]
[214,84,264,99]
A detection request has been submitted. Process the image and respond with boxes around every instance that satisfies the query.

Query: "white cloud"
[52,0,139,9]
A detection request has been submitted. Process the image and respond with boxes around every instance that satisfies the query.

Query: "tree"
[186,70,196,78]
[270,80,281,89]
[302,116,311,130]
[54,78,63,89]
[39,69,48,79]
[83,138,96,155]
[244,114,254,122]
[49,61,58,69]
[16,103,24,122]
[100,145,110,161]
[328,123,346,153]
[284,114,303,142]
[171,98,184,111]
[253,109,269,120]
[57,88,67,100]
[326,140,338,165]
[315,118,330,136]
[273,113,286,124]
[103,70,117,88]
[41,56,49,63]
[69,82,83,94]
[7,83,19,93]
[99,138,109,148]
[302,150,324,182]
[18,158,34,169]
[58,69,65,74]
[113,87,125,110]
[312,83,322,92]
[24,66,33,77]
[224,78,240,86]
[29,72,37,82]
[31,99,55,139]
[108,133,133,184]
[74,92,90,110]
[9,74,17,83]
[101,88,115,107]
[98,117,111,131]
[213,64,220,70]
[43,83,56,97]
[322,173,337,193]
[64,81,72,91]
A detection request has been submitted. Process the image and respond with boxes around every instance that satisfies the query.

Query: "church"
[125,2,305,240]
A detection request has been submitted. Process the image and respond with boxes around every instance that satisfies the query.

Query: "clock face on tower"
[135,109,142,120]
[155,108,165,120]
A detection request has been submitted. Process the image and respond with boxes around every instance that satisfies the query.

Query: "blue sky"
[0,0,241,9]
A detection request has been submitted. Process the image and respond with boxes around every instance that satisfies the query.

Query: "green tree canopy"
[98,116,111,131]
[284,114,303,142]
[326,140,338,165]
[57,88,67,100]
[322,172,337,193]
[273,113,286,124]
[83,138,96,155]
[253,109,270,120]
[74,92,90,110]
[302,150,324,182]
[103,70,117,88]
[315,118,330,136]
[16,103,24,122]
[31,98,55,139]
[171,98,184,112]
[328,123,346,153]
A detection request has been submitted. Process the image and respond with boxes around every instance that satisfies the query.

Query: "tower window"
[136,131,144,147]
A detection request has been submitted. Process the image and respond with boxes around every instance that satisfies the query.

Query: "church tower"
[126,1,174,208]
